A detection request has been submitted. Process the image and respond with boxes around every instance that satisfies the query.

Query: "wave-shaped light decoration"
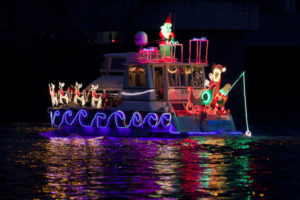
[50,109,172,129]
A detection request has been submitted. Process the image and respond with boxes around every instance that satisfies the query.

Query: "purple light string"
[51,109,172,129]
[50,110,242,135]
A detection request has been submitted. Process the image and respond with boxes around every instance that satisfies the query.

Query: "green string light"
[228,71,244,93]
[243,72,252,137]
[228,71,252,137]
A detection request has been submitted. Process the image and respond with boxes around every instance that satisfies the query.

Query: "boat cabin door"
[154,67,163,100]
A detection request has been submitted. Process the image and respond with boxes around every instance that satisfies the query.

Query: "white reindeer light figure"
[73,82,86,106]
[58,82,69,104]
[90,84,102,108]
[49,83,58,107]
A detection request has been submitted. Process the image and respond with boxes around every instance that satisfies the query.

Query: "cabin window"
[154,67,163,100]
[111,58,126,70]
[128,66,146,87]
[179,66,193,86]
[167,66,179,86]
[192,66,205,87]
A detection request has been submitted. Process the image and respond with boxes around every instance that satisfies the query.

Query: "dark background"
[0,0,299,133]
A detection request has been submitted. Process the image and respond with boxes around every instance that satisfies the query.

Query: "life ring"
[185,67,192,75]
[167,66,177,74]
[129,66,137,72]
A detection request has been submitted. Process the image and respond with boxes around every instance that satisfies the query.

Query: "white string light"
[227,71,252,137]
[121,89,155,96]
[243,72,252,137]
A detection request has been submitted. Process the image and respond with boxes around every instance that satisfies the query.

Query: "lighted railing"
[189,38,208,64]
[138,38,208,64]
[138,43,183,63]
[139,47,159,63]
[159,43,183,63]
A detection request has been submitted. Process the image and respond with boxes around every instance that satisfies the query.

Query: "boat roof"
[103,52,139,63]
[103,52,137,58]
[103,52,208,67]
[125,62,208,67]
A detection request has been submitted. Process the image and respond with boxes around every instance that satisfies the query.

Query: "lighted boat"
[48,14,251,137]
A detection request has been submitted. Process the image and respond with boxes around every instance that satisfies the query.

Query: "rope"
[243,72,252,137]
[227,71,252,137]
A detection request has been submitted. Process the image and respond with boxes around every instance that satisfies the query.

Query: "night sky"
[1,0,299,133]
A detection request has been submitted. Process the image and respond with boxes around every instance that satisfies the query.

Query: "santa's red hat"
[213,64,226,72]
[164,13,172,24]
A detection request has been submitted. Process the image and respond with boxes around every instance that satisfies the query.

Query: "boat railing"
[138,43,183,63]
[137,37,208,64]
[189,38,208,64]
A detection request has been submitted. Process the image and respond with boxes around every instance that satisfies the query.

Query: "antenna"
[173,13,175,34]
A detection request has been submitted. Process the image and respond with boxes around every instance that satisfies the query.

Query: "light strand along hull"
[47,108,243,137]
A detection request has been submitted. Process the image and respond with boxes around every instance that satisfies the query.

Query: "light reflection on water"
[1,127,300,199]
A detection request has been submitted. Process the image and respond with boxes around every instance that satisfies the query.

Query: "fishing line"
[227,71,252,136]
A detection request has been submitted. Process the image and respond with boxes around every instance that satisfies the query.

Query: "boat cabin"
[87,38,209,114]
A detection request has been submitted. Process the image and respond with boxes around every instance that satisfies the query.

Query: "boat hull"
[47,108,243,137]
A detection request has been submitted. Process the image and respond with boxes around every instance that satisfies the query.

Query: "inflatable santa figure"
[160,13,175,44]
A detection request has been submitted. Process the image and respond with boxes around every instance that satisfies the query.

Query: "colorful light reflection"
[37,135,258,199]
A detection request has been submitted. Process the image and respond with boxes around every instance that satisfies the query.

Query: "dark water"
[1,125,300,199]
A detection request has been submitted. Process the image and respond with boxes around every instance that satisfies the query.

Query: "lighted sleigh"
[47,14,251,137]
